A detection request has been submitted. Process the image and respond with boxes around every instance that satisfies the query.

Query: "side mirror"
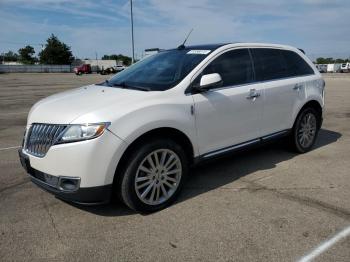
[194,73,223,92]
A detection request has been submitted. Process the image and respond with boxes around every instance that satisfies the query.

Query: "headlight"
[55,122,110,144]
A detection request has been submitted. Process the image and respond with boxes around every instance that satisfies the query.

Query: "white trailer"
[340,62,350,73]
[327,63,341,73]
[334,63,341,72]
[327,64,334,73]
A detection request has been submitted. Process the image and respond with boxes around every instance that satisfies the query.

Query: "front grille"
[25,124,67,157]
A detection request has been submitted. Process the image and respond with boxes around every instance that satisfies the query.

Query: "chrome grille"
[25,124,67,157]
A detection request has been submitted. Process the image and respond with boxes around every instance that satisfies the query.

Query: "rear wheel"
[290,107,320,153]
[119,139,188,212]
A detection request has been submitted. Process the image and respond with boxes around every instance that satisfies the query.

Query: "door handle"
[246,89,261,100]
[293,83,303,90]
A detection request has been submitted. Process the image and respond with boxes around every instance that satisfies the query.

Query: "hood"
[28,84,155,125]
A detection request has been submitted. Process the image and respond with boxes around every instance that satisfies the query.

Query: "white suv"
[19,43,325,212]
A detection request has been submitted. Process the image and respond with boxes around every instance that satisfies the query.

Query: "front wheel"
[119,139,188,212]
[290,107,320,153]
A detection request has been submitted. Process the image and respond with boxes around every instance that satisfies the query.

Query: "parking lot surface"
[0,73,349,261]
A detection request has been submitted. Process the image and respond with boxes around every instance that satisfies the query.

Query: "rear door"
[250,48,305,136]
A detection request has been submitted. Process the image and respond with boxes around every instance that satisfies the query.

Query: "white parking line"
[0,146,20,151]
[298,226,350,262]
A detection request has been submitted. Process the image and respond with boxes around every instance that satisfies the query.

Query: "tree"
[316,57,350,64]
[335,58,346,63]
[18,45,36,64]
[102,54,132,66]
[316,57,334,64]
[0,51,19,62]
[39,34,74,64]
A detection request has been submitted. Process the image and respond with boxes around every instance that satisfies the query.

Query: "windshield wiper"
[111,82,150,91]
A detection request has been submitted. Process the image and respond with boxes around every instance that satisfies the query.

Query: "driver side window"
[201,48,254,88]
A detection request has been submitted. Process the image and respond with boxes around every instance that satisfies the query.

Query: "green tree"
[335,58,346,63]
[325,57,335,63]
[102,54,132,66]
[39,34,74,64]
[316,57,335,64]
[1,51,19,62]
[316,57,334,64]
[316,57,350,64]
[18,45,36,64]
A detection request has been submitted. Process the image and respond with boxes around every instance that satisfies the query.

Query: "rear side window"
[281,50,314,76]
[251,48,314,81]
[250,48,289,81]
[203,48,254,87]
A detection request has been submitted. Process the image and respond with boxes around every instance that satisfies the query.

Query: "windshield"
[107,49,212,91]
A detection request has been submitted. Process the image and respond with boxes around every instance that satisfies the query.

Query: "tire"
[118,139,189,212]
[290,107,320,153]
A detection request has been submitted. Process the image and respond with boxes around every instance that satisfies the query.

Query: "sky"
[0,0,349,61]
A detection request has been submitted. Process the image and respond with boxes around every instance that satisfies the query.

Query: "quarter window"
[281,50,314,76]
[202,49,254,87]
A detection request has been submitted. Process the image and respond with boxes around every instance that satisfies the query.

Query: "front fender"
[109,103,199,157]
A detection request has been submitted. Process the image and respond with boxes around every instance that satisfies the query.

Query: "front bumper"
[19,149,112,205]
[18,128,128,205]
[21,128,127,188]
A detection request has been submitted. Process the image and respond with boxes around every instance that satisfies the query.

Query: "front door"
[192,48,263,155]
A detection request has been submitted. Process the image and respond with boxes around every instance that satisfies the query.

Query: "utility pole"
[95,51,99,72]
[130,0,135,64]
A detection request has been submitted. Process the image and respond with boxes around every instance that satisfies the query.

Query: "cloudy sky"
[0,0,349,60]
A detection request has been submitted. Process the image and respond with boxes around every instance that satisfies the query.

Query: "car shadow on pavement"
[70,200,136,216]
[76,128,341,216]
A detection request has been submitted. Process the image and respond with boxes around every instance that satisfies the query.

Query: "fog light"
[58,177,80,192]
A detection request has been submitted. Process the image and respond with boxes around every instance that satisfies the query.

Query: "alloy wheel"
[297,113,317,148]
[134,149,182,205]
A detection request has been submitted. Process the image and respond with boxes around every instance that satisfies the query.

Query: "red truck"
[74,64,91,75]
